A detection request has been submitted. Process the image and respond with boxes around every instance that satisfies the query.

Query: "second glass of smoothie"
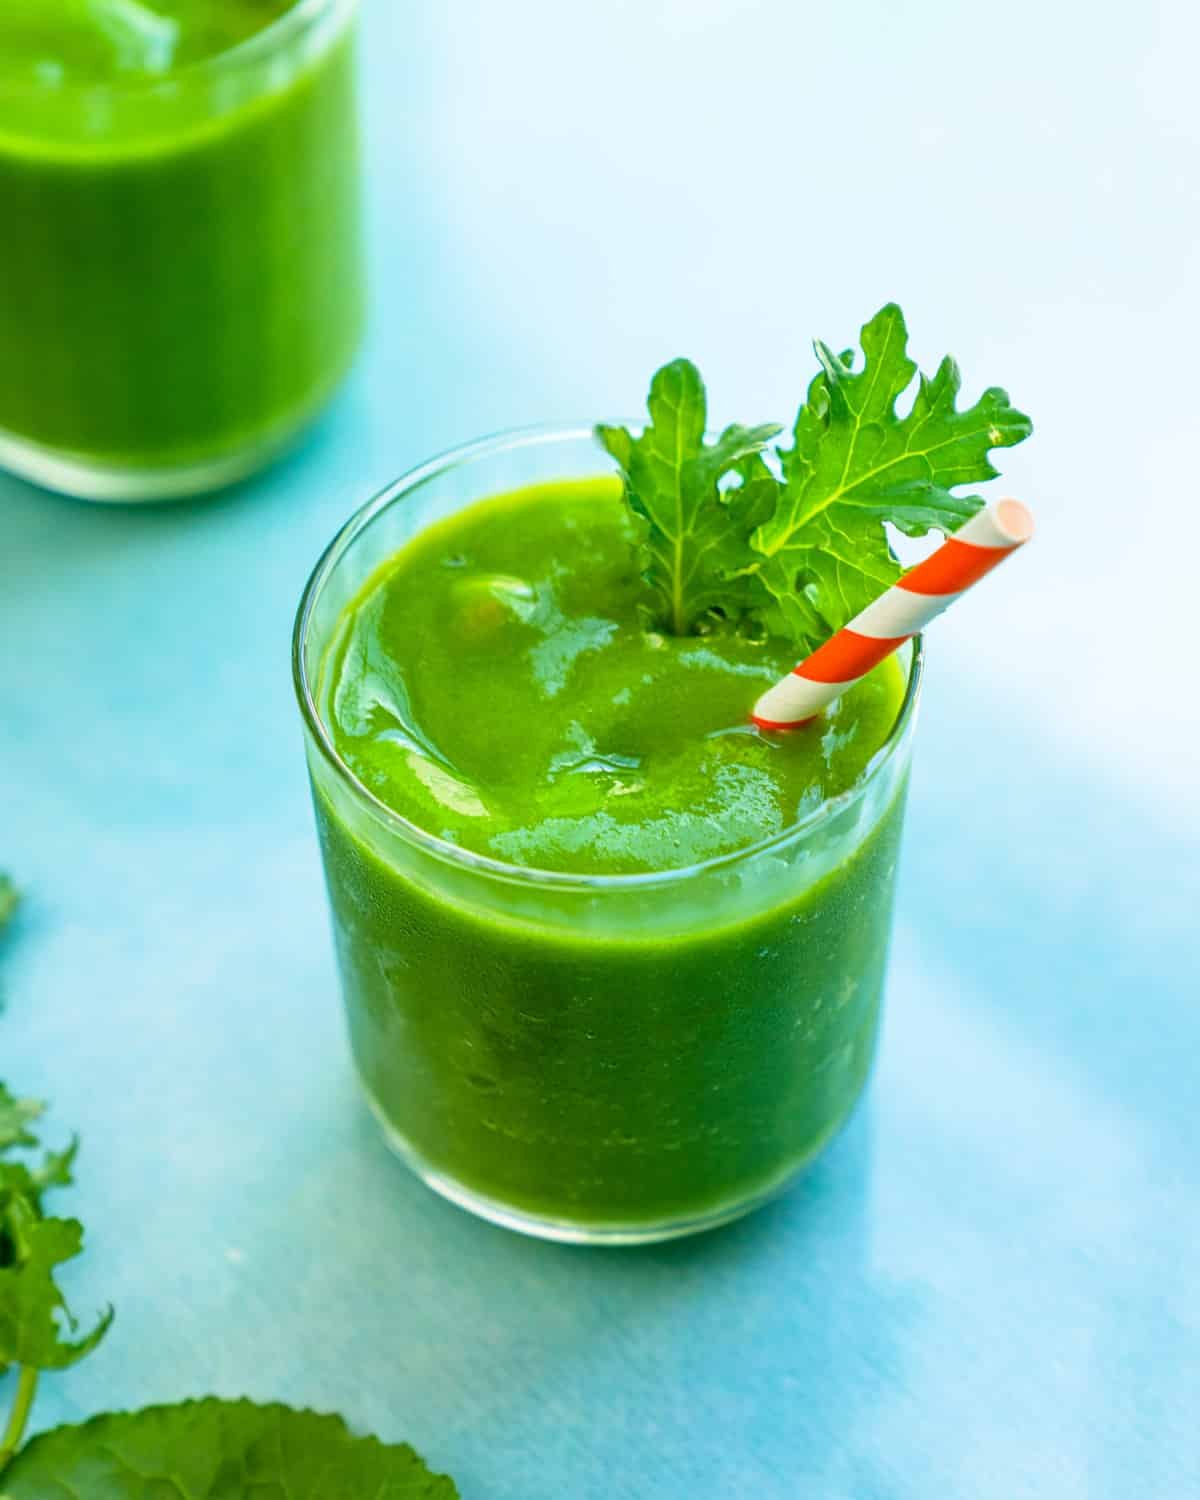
[294,429,922,1245]
[0,0,364,501]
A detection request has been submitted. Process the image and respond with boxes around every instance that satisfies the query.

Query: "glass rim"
[0,0,352,101]
[292,422,925,894]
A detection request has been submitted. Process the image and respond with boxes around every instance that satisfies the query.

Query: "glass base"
[0,408,316,504]
[364,1090,841,1246]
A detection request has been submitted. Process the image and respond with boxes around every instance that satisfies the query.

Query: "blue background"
[3,1,1198,1494]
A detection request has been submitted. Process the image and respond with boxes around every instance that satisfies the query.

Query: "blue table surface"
[3,2,1198,1495]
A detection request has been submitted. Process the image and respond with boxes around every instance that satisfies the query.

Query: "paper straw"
[751,499,1034,730]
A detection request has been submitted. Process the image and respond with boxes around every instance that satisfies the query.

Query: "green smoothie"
[0,0,363,498]
[303,475,915,1236]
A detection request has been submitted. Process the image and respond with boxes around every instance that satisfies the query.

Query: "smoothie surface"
[320,478,908,876]
[0,1,298,84]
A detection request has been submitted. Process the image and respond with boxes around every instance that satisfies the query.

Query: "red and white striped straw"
[751,498,1034,731]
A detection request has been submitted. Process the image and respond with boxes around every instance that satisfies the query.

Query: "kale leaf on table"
[0,875,457,1493]
[2,1399,460,1497]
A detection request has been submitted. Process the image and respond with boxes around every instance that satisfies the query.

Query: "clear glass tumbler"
[0,0,364,502]
[293,427,921,1244]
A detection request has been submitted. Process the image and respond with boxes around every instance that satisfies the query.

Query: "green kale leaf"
[751,303,1032,643]
[0,1216,112,1370]
[597,360,780,634]
[0,1090,40,1156]
[0,1399,461,1497]
[1,1087,76,1268]
[599,306,1032,648]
